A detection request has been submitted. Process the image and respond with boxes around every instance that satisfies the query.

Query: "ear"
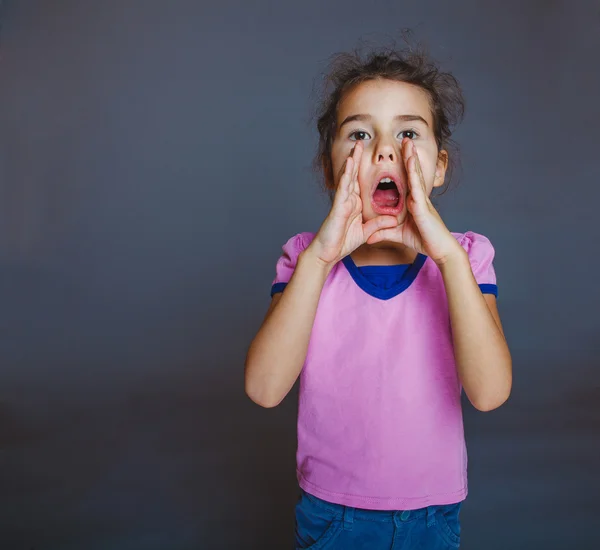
[433,149,449,189]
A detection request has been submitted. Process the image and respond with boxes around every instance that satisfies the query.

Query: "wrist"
[436,244,469,273]
[298,246,336,277]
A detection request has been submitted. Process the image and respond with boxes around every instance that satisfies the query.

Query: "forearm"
[245,248,332,408]
[439,248,512,411]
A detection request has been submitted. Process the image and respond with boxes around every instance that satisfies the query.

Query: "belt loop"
[426,505,436,528]
[343,505,355,531]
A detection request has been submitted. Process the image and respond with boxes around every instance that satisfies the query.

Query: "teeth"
[379,177,393,183]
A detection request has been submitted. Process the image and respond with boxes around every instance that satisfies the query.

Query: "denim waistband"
[301,489,461,524]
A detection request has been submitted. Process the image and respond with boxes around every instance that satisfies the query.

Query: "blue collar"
[341,253,428,300]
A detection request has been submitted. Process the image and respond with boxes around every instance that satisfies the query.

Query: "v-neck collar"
[341,252,428,300]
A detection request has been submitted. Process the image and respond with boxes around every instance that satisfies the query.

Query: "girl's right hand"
[307,141,399,267]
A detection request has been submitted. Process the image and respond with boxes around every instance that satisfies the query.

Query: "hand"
[307,141,399,267]
[367,138,463,265]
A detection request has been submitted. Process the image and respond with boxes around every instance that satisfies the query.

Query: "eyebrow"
[338,114,429,129]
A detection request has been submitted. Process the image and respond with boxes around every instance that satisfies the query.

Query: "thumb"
[363,216,398,241]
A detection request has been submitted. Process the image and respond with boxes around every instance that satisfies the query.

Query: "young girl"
[245,44,512,549]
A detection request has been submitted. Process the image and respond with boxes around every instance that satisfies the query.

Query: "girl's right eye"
[349,130,371,141]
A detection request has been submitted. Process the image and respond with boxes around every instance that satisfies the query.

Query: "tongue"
[373,189,399,207]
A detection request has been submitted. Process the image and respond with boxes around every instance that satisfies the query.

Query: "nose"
[374,139,397,163]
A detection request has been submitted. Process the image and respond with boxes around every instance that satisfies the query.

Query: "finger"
[410,141,427,195]
[352,142,362,193]
[366,227,394,245]
[400,138,412,200]
[332,157,353,207]
[345,156,353,186]
[340,154,353,182]
[363,215,398,241]
[342,152,355,189]
[344,156,355,193]
[401,137,412,170]
[406,143,427,205]
[402,139,418,195]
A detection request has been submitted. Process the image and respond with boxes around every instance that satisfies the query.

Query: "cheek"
[414,145,438,182]
[331,144,355,183]
[330,146,345,172]
[357,158,374,193]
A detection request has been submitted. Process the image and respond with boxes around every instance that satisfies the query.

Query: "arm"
[439,248,512,411]
[244,140,398,408]
[244,249,332,408]
[367,138,512,412]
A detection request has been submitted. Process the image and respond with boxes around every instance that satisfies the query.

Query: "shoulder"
[451,230,493,248]
[451,230,495,260]
[272,232,317,288]
[280,231,317,257]
[452,231,495,267]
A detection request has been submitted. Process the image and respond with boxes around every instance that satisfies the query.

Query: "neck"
[352,242,418,266]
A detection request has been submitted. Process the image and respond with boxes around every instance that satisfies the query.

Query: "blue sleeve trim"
[274,281,496,297]
[479,283,498,297]
[271,282,287,296]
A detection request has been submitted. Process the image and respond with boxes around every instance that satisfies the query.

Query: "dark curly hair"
[311,38,466,200]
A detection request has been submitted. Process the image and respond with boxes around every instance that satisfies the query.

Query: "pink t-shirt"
[271,231,497,510]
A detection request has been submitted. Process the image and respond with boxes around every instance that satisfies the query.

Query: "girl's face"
[328,79,448,224]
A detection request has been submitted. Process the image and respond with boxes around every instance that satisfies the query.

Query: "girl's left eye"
[399,130,418,139]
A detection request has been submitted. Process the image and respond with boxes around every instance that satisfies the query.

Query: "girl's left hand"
[367,138,463,265]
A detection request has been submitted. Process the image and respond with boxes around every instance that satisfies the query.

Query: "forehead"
[337,79,433,127]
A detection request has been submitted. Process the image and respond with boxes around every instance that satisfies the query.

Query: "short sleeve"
[270,232,314,296]
[457,231,498,297]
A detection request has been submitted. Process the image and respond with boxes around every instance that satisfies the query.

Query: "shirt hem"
[297,471,468,511]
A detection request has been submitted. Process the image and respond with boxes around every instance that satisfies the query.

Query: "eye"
[349,130,371,141]
[399,130,418,140]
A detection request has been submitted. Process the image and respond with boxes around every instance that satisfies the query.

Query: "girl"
[245,44,512,549]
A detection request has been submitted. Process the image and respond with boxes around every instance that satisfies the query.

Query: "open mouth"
[371,174,404,215]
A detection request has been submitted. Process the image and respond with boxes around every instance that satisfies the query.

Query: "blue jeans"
[294,490,462,549]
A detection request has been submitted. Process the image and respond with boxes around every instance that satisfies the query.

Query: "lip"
[369,170,405,216]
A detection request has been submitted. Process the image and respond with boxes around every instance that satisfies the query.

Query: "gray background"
[1,1,599,549]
